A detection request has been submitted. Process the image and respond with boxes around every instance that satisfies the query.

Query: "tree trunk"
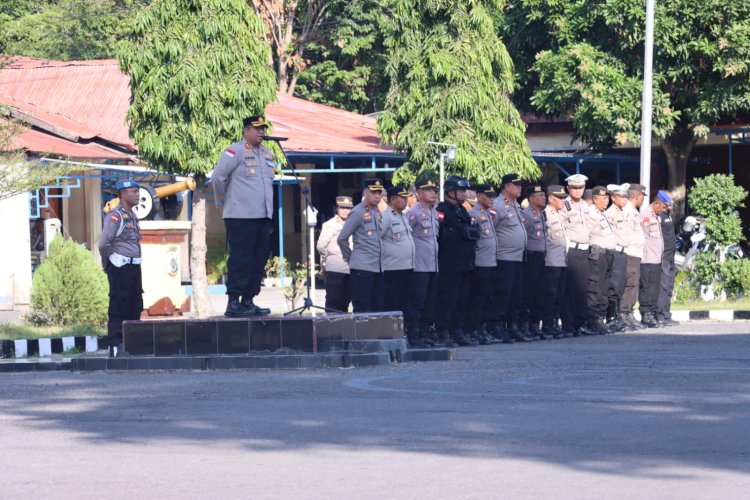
[661,127,697,223]
[189,175,214,317]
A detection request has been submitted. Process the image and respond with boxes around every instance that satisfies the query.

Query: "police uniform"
[491,173,529,341]
[404,180,440,342]
[561,174,593,334]
[604,184,634,332]
[435,176,477,345]
[381,186,416,317]
[621,184,647,328]
[521,185,547,338]
[639,200,665,327]
[467,185,498,339]
[98,179,143,354]
[212,115,274,317]
[656,192,679,325]
[542,185,568,338]
[337,178,385,312]
[316,196,353,312]
[587,186,617,333]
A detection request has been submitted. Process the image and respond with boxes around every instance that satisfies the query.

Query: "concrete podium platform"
[122,311,405,356]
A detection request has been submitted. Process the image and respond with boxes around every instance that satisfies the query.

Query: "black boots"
[225,295,256,317]
[241,296,270,316]
[640,312,659,328]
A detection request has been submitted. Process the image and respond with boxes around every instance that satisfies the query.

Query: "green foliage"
[295,0,389,114]
[378,0,539,185]
[689,174,747,247]
[30,235,109,327]
[673,270,699,304]
[283,261,312,310]
[504,1,750,147]
[205,239,228,285]
[717,259,750,299]
[0,323,104,341]
[22,311,53,327]
[691,251,721,292]
[0,0,149,60]
[118,0,276,176]
[264,255,290,280]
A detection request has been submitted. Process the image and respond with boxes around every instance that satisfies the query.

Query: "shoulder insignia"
[489,208,497,218]
[224,149,236,157]
[364,211,371,220]
[409,213,416,221]
[436,211,445,222]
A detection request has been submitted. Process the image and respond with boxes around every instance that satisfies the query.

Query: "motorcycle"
[675,215,745,270]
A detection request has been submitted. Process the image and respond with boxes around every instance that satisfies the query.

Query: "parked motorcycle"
[675,215,745,270]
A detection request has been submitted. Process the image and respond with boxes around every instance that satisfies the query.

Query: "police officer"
[521,184,547,340]
[605,184,634,332]
[405,179,440,346]
[562,174,595,336]
[621,184,647,329]
[316,196,353,312]
[212,115,273,317]
[381,186,416,322]
[541,185,568,339]
[587,186,617,334]
[639,194,669,327]
[435,176,477,346]
[467,184,501,343]
[656,191,680,326]
[491,173,530,342]
[337,178,386,312]
[99,179,144,357]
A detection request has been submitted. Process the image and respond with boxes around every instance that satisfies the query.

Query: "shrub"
[31,235,108,326]
[22,311,53,327]
[206,239,228,285]
[717,259,750,300]
[673,270,699,304]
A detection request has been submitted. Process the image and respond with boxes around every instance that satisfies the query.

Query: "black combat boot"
[241,296,270,316]
[491,323,513,344]
[529,320,546,340]
[225,295,256,317]
[640,312,659,328]
[508,322,532,342]
[540,319,558,340]
[453,328,478,347]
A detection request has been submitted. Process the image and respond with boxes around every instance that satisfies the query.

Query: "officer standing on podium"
[212,115,273,318]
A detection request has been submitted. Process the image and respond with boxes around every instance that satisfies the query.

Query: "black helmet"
[444,175,470,192]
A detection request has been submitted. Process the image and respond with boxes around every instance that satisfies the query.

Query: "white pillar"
[639,0,656,202]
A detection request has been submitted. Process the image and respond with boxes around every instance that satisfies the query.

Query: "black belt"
[526,250,546,256]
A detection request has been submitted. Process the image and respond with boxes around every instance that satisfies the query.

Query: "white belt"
[566,241,589,251]
[109,253,142,267]
[615,245,627,253]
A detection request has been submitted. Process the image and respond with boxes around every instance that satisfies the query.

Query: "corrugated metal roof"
[12,127,133,159]
[0,56,394,158]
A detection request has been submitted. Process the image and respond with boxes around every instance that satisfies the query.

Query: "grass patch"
[0,323,104,340]
[672,299,750,311]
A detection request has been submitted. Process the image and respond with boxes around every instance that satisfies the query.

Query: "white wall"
[0,191,32,309]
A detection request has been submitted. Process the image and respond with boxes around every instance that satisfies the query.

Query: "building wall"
[0,191,32,308]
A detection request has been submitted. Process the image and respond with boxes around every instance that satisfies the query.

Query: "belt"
[615,245,627,253]
[566,241,590,251]
[109,253,142,267]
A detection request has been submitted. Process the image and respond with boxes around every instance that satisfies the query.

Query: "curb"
[669,310,750,321]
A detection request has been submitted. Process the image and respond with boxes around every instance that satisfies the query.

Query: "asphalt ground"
[1,322,749,499]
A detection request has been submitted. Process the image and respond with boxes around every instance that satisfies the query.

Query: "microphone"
[261,135,288,142]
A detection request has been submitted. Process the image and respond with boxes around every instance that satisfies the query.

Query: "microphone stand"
[263,137,342,316]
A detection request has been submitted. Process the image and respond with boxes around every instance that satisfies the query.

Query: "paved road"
[1,323,749,499]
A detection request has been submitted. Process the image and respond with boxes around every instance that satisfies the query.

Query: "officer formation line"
[318,173,680,348]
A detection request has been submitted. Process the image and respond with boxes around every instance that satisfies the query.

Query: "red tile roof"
[0,56,394,160]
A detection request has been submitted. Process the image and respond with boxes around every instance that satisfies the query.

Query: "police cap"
[565,174,588,187]
[473,184,498,197]
[547,185,567,199]
[243,115,267,128]
[591,185,609,197]
[115,179,140,191]
[416,178,438,191]
[501,173,523,186]
[335,196,353,208]
[387,185,414,199]
[362,178,385,191]
[524,184,545,197]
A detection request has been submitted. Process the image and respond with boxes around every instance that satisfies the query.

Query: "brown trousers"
[620,255,641,313]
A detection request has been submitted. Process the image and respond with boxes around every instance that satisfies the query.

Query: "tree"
[503,0,750,219]
[294,0,390,114]
[119,0,276,317]
[250,0,330,94]
[0,0,149,60]
[377,0,539,186]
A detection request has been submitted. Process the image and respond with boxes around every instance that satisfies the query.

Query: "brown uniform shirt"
[98,206,141,268]
[563,198,590,244]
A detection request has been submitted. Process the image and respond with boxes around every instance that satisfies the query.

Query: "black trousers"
[405,271,438,334]
[608,251,628,316]
[587,249,614,319]
[563,247,590,328]
[656,255,678,320]
[225,218,272,298]
[521,251,546,323]
[639,263,662,315]
[106,263,143,347]
[324,271,350,313]
[542,266,565,322]
[350,269,385,313]
[621,256,641,313]
[436,268,472,332]
[491,260,524,326]
[467,266,496,331]
[384,269,412,314]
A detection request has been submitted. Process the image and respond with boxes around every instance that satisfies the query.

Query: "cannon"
[103,178,196,220]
